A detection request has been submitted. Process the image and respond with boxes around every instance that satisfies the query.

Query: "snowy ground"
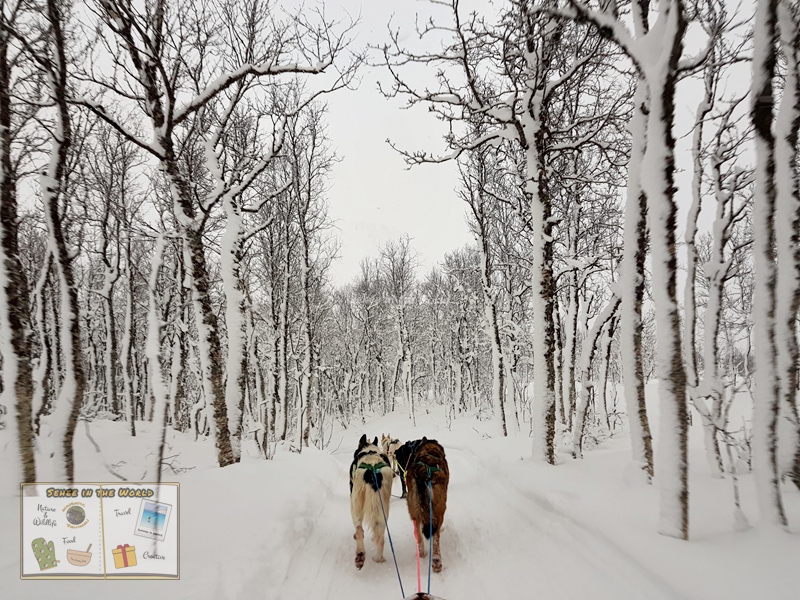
[2,391,800,600]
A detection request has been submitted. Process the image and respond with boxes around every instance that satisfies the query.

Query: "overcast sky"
[318,0,747,287]
[322,0,474,286]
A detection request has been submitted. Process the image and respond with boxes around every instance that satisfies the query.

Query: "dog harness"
[418,463,442,478]
[357,462,388,472]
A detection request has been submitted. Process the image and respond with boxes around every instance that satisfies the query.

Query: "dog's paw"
[432,557,442,573]
[373,555,386,563]
[419,546,427,558]
[355,552,365,569]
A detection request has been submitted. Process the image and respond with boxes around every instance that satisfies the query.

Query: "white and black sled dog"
[349,434,394,569]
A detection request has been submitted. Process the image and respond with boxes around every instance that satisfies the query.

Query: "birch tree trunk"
[774,0,800,490]
[0,11,35,484]
[751,0,788,527]
[38,0,86,484]
[121,245,136,437]
[685,60,722,478]
[298,232,313,448]
[620,80,654,481]
[640,1,689,540]
[573,296,620,459]
[146,236,171,482]
[480,238,507,437]
[597,314,616,431]
[31,255,53,437]
[278,242,291,441]
[525,86,556,465]
[220,188,248,462]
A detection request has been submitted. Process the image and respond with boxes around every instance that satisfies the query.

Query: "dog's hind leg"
[431,529,442,572]
[371,520,386,563]
[416,520,427,557]
[351,487,366,569]
[354,525,365,569]
[371,483,391,563]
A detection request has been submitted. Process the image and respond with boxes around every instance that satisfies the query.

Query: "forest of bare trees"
[1,0,798,541]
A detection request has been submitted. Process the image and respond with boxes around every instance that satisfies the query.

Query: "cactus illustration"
[31,538,59,571]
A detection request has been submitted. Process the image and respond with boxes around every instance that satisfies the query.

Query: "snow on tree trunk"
[526,137,555,462]
[639,1,689,540]
[220,193,247,462]
[0,28,35,485]
[278,244,291,441]
[573,295,620,459]
[298,233,313,449]
[562,266,579,429]
[479,238,508,437]
[684,65,714,396]
[695,136,742,480]
[146,235,171,481]
[248,311,268,456]
[169,327,183,430]
[31,255,53,436]
[554,293,565,425]
[619,82,654,481]
[687,61,727,479]
[399,308,414,425]
[774,0,800,489]
[171,262,189,432]
[597,315,616,431]
[121,254,136,437]
[180,230,233,466]
[38,0,85,483]
[750,0,789,527]
[522,33,556,463]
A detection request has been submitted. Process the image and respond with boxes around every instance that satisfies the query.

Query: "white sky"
[323,0,473,285]
[319,0,750,287]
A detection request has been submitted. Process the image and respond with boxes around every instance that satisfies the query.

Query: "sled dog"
[381,433,406,497]
[394,437,450,573]
[350,434,394,569]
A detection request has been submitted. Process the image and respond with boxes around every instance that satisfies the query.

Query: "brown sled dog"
[394,437,449,572]
[349,434,394,569]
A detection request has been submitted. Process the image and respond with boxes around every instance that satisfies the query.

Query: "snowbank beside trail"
[1,403,799,600]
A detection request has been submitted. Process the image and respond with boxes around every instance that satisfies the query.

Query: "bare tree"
[284,99,336,448]
[573,294,620,458]
[15,0,87,483]
[460,143,508,436]
[379,236,417,423]
[381,0,626,463]
[568,0,699,540]
[81,0,358,466]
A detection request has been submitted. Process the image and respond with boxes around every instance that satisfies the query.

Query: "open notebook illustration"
[21,483,179,580]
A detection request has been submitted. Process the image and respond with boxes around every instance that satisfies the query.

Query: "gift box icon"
[112,543,137,568]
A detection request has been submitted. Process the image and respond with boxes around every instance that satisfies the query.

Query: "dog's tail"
[412,466,446,539]
[357,465,394,534]
[422,521,438,539]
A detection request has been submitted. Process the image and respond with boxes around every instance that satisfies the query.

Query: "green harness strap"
[397,460,441,480]
[358,462,388,472]
[418,462,442,479]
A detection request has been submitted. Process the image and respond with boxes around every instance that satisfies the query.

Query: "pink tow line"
[413,520,422,594]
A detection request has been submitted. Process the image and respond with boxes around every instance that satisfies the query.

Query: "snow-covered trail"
[4,407,798,600]
[267,427,684,600]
